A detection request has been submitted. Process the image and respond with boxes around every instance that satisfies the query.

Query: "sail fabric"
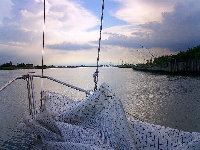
[19,83,200,150]
[128,119,200,150]
[19,83,136,150]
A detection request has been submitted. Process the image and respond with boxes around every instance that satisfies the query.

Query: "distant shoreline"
[0,65,136,70]
[0,66,109,70]
[132,66,200,76]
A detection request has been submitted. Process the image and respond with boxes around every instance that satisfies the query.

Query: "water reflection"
[0,68,200,148]
[128,74,200,132]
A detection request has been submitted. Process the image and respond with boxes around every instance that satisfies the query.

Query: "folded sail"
[19,83,200,150]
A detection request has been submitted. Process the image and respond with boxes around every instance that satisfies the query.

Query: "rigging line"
[140,45,155,58]
[0,75,91,95]
[26,77,32,115]
[42,0,45,76]
[94,0,104,91]
[0,76,24,92]
[137,49,151,59]
[29,75,37,119]
[40,0,45,106]
[32,75,91,95]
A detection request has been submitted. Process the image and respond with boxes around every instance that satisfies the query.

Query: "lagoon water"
[0,68,200,149]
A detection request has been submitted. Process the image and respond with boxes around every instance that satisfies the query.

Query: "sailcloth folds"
[19,83,200,150]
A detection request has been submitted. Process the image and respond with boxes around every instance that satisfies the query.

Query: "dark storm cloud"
[102,0,200,51]
[102,33,143,48]
[47,42,95,50]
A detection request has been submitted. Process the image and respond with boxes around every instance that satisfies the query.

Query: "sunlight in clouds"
[0,0,200,65]
[0,0,100,65]
[113,0,181,24]
[46,0,99,32]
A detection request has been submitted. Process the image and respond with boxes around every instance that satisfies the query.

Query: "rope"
[26,77,32,115]
[32,75,91,95]
[29,75,37,119]
[0,75,90,95]
[0,76,25,92]
[40,0,45,107]
[93,0,104,91]
[42,0,45,76]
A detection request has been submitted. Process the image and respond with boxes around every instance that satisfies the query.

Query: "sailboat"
[0,0,200,149]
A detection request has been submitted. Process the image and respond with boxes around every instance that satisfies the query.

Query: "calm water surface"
[0,68,200,149]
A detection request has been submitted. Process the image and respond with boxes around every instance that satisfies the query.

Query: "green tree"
[145,45,200,67]
[0,61,13,67]
[17,63,26,67]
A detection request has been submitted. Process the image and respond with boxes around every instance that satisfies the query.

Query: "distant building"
[26,64,33,68]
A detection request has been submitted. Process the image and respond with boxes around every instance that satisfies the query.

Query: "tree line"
[145,45,200,67]
[0,62,47,69]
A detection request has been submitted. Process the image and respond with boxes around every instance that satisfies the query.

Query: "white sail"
[19,83,200,150]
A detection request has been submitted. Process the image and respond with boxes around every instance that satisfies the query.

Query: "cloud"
[0,0,99,44]
[47,42,96,50]
[139,0,200,50]
[101,33,141,48]
[0,24,39,44]
[102,0,200,52]
[0,48,16,65]
[0,0,44,45]
[0,43,42,65]
[0,0,100,65]
[0,0,12,25]
[46,0,99,32]
[113,0,181,24]
[1,0,199,66]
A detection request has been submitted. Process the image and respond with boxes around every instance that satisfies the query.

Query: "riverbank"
[133,60,200,75]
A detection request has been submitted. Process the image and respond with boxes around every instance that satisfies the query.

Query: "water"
[0,68,200,149]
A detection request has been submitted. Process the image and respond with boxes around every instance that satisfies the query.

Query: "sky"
[0,0,200,66]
